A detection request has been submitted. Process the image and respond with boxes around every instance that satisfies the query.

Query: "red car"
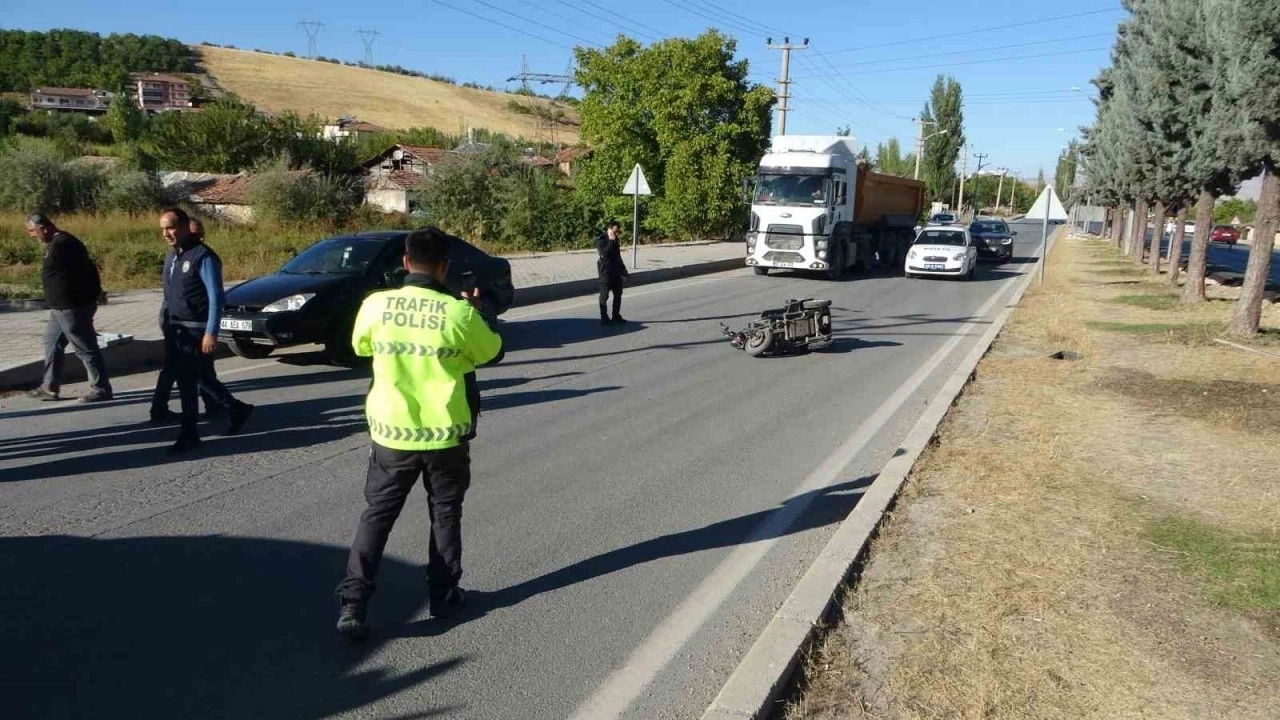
[1210,225,1240,244]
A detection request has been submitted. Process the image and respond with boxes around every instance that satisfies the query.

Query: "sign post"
[621,164,651,268]
[1024,185,1068,284]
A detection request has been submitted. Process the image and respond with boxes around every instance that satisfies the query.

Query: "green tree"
[1207,0,1280,337]
[874,137,915,178]
[919,75,965,205]
[144,95,275,172]
[1213,197,1256,224]
[573,31,775,240]
[0,29,195,92]
[1054,141,1080,200]
[104,94,145,144]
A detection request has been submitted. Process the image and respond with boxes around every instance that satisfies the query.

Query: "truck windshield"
[754,174,829,207]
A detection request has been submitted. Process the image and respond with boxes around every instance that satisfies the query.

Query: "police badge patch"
[182,260,191,273]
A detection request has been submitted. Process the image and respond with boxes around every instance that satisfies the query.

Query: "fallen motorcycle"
[720,297,833,356]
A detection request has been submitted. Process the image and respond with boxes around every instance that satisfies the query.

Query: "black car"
[968,219,1017,262]
[218,230,514,366]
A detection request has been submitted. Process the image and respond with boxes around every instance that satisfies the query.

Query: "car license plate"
[924,263,944,271]
[772,261,796,268]
[220,318,253,331]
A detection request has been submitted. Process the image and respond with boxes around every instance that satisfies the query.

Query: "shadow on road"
[0,534,463,719]
[499,318,645,352]
[395,475,876,637]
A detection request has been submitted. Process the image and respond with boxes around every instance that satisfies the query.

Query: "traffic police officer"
[336,227,503,639]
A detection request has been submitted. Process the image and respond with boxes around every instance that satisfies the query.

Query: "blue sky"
[4,0,1125,179]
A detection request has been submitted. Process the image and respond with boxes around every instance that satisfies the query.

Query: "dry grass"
[782,235,1280,719]
[198,46,579,140]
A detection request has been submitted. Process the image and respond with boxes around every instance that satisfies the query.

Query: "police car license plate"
[924,263,944,271]
[220,318,252,331]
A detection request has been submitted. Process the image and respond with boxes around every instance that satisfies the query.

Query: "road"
[0,223,1045,720]
[1128,224,1279,280]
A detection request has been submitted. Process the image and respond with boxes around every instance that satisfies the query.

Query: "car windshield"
[754,174,829,207]
[971,221,1008,234]
[916,230,967,246]
[931,214,955,223]
[281,237,387,274]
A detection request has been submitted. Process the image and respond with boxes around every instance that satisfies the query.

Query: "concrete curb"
[0,258,744,391]
[512,257,743,307]
[700,229,1061,720]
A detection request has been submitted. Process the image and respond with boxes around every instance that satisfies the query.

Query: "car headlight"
[953,252,966,261]
[908,250,917,260]
[262,293,315,313]
[1001,237,1012,244]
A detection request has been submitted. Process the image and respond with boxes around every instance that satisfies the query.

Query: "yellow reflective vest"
[353,276,503,450]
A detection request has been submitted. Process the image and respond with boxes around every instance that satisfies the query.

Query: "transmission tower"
[507,55,574,152]
[298,21,324,59]
[356,28,380,66]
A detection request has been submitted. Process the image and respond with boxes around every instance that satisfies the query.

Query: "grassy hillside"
[197,46,579,143]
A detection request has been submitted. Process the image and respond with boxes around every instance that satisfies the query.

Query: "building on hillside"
[321,117,385,143]
[159,170,305,223]
[129,72,191,112]
[555,146,592,178]
[29,87,113,114]
[361,144,449,214]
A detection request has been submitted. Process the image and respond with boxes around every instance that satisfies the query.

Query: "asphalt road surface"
[0,223,1046,720]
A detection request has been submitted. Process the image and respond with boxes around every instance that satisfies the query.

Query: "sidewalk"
[0,241,743,389]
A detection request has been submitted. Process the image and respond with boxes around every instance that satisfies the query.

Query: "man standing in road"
[596,220,629,325]
[336,227,503,640]
[25,213,113,403]
[159,208,252,453]
[149,217,222,423]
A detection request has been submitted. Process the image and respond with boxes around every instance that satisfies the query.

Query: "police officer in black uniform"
[159,208,252,453]
[596,220,629,325]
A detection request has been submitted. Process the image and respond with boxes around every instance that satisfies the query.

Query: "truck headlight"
[816,238,828,250]
[262,293,315,313]
[817,250,827,259]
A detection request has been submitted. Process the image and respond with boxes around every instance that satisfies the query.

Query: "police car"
[904,225,978,279]
[219,230,514,366]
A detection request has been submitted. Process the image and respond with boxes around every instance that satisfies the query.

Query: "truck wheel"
[228,337,272,360]
[826,245,844,280]
[754,267,769,276]
[745,328,774,356]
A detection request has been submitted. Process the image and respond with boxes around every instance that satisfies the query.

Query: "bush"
[0,139,104,213]
[97,169,177,214]
[248,163,363,226]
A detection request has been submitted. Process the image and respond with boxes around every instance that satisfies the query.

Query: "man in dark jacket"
[159,208,253,454]
[149,217,221,423]
[25,213,112,403]
[596,220,629,325]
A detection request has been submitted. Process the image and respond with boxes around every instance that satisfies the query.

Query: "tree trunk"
[1131,199,1149,263]
[1114,207,1127,248]
[1182,190,1214,303]
[1228,165,1279,337]
[1149,201,1165,275]
[1167,206,1186,286]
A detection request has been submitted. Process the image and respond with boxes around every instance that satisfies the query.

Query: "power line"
[655,0,768,37]
[468,0,602,47]
[428,0,576,50]
[795,47,1112,78]
[519,0,629,43]
[801,51,913,121]
[694,0,790,37]
[822,7,1125,56]
[810,33,1116,72]
[546,0,664,41]
[298,20,324,59]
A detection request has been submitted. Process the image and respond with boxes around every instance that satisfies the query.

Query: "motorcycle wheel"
[745,327,774,356]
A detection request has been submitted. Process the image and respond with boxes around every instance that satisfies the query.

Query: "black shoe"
[168,435,202,454]
[430,587,466,618]
[225,402,254,436]
[600,317,611,326]
[149,409,177,425]
[203,405,224,420]
[336,600,368,640]
[611,315,627,324]
[79,389,113,404]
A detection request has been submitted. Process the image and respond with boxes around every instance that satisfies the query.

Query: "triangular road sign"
[622,164,651,196]
[1025,187,1068,221]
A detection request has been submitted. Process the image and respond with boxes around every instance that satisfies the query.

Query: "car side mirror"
[1011,231,1018,236]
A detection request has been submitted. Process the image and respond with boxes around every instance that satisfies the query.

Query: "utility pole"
[508,56,574,151]
[957,146,970,211]
[767,36,808,136]
[298,20,324,59]
[913,117,937,181]
[1008,177,1017,214]
[994,168,1007,213]
[356,29,380,66]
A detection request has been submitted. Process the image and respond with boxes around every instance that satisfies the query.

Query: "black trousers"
[598,274,623,318]
[151,325,219,416]
[169,325,239,437]
[338,442,472,604]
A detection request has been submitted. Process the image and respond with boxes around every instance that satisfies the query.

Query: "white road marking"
[568,271,1023,720]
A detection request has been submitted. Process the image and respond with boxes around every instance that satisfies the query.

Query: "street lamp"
[914,128,949,180]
